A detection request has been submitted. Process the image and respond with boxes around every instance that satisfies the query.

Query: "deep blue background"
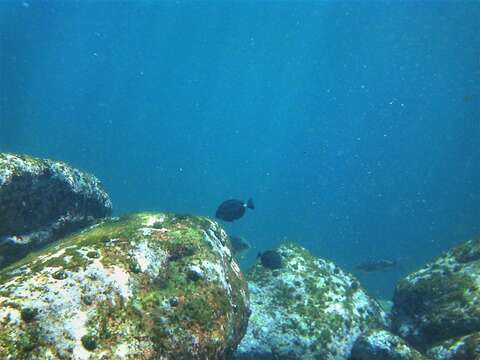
[1,1,479,298]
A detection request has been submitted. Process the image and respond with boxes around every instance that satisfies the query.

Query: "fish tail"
[247,198,255,210]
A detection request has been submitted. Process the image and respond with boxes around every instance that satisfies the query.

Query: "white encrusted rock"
[0,212,249,359]
[235,243,388,360]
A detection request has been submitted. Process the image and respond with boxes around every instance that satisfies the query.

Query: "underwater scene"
[0,1,479,359]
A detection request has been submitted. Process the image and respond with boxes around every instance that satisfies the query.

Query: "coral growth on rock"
[0,212,249,359]
[235,243,387,360]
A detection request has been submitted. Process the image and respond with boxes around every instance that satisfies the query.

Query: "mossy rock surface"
[349,329,427,360]
[391,237,480,349]
[427,331,480,360]
[234,243,387,360]
[0,153,112,269]
[0,212,249,359]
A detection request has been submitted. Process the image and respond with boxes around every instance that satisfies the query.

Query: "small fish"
[355,259,397,272]
[215,198,254,222]
[229,235,251,256]
[0,235,29,246]
[257,250,283,270]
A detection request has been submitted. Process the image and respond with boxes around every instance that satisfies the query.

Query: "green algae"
[451,238,480,263]
[0,215,142,284]
[17,326,40,352]
[0,212,249,358]
[393,239,480,348]
[0,323,41,358]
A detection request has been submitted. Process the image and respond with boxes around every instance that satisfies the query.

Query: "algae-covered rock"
[349,329,427,360]
[426,331,480,360]
[0,212,249,359]
[234,243,387,360]
[391,237,480,349]
[0,153,112,268]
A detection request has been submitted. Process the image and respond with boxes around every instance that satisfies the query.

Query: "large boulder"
[234,243,388,360]
[0,212,249,359]
[391,237,480,350]
[349,329,427,360]
[0,153,112,268]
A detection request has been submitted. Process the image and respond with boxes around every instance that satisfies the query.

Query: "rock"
[0,212,249,359]
[0,153,112,268]
[350,329,427,360]
[234,243,387,360]
[426,332,480,360]
[378,299,394,314]
[391,237,480,350]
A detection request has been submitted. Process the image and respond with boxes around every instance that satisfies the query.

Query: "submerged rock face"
[349,329,427,360]
[391,238,480,350]
[0,153,112,268]
[426,331,480,360]
[0,212,249,359]
[234,243,387,360]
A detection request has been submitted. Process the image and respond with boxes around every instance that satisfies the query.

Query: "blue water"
[1,1,479,298]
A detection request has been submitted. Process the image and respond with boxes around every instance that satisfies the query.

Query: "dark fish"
[229,235,251,255]
[215,198,254,222]
[355,259,397,272]
[258,250,283,270]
